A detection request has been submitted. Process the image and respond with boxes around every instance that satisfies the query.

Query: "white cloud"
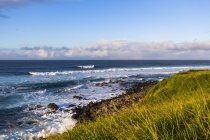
[1,40,210,60]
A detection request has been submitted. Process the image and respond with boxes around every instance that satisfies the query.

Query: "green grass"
[48,70,210,140]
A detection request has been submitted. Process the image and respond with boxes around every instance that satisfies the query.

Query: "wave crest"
[77,65,95,69]
[29,66,210,76]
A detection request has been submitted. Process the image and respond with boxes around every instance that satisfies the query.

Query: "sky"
[0,0,210,60]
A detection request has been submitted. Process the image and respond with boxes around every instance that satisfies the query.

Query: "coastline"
[47,70,210,140]
[44,80,157,139]
[71,81,158,123]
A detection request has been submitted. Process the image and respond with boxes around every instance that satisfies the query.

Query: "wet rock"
[17,121,23,126]
[28,105,44,111]
[36,105,43,108]
[47,103,59,111]
[45,111,56,115]
[26,120,38,125]
[95,83,100,86]
[95,80,125,87]
[68,104,76,108]
[95,82,108,87]
[63,109,70,112]
[109,80,124,84]
[73,95,83,100]
[28,107,35,111]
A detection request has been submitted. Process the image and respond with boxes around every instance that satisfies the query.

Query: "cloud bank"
[1,40,210,60]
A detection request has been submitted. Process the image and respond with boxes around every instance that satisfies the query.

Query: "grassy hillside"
[48,70,210,140]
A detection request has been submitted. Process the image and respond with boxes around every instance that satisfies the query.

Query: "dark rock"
[109,80,124,84]
[95,83,100,86]
[95,82,108,87]
[73,95,83,100]
[28,105,44,111]
[47,103,59,111]
[26,120,38,125]
[36,105,43,108]
[68,104,76,108]
[17,121,23,126]
[72,107,84,119]
[45,111,56,114]
[95,80,125,87]
[72,80,158,123]
[28,107,35,111]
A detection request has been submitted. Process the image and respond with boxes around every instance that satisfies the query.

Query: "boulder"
[47,103,59,111]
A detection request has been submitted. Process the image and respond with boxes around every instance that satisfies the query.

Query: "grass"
[48,70,210,140]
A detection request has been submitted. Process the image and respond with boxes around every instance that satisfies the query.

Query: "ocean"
[1,60,210,139]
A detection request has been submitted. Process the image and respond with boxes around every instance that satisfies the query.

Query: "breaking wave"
[77,65,95,69]
[29,66,210,76]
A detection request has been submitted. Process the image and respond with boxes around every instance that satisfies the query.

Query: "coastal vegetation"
[48,70,210,140]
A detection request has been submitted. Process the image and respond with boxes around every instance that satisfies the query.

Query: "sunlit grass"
[48,70,210,140]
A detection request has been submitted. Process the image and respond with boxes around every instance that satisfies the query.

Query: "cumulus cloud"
[1,40,210,60]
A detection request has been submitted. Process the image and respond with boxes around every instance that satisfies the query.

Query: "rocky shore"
[71,80,158,123]
[40,80,157,140]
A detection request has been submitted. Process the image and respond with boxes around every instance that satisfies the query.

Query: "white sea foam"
[0,111,77,140]
[0,79,125,139]
[64,85,83,92]
[77,65,95,69]
[29,66,210,76]
[35,111,77,138]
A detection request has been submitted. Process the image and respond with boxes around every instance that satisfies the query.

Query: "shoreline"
[42,80,158,139]
[47,70,210,140]
[71,80,158,123]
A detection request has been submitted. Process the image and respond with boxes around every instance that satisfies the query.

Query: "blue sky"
[0,0,210,59]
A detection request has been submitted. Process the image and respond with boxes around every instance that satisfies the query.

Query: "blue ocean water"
[1,60,210,139]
